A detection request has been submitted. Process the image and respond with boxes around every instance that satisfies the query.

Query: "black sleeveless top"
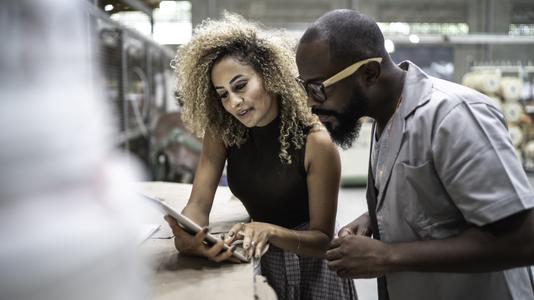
[226,116,309,228]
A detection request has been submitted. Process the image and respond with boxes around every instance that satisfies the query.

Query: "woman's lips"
[237,108,252,118]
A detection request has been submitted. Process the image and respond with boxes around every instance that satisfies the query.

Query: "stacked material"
[488,95,503,110]
[462,70,527,162]
[462,71,501,95]
[500,77,523,102]
[524,141,534,161]
[503,102,524,124]
[508,125,524,147]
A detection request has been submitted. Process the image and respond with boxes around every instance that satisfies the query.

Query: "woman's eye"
[234,81,247,90]
[219,92,228,100]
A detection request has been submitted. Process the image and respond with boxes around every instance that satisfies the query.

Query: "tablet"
[142,194,249,262]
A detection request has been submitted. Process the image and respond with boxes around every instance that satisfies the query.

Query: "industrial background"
[4,2,533,300]
[84,0,534,188]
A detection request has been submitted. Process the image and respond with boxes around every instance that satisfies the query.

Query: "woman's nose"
[229,93,243,108]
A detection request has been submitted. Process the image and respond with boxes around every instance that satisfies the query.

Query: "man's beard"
[312,94,366,150]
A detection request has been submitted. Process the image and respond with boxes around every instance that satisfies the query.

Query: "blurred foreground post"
[0,1,147,299]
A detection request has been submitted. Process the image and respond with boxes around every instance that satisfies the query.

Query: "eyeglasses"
[296,57,383,103]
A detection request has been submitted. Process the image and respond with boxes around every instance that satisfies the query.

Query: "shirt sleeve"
[431,101,534,226]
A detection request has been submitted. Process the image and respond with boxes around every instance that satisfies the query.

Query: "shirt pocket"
[397,160,466,240]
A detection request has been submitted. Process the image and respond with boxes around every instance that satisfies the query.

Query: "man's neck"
[374,66,406,137]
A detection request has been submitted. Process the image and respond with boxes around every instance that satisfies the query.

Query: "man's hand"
[338,212,372,237]
[164,215,239,263]
[326,234,391,278]
[327,209,534,277]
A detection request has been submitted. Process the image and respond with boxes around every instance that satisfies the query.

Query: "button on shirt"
[367,61,534,300]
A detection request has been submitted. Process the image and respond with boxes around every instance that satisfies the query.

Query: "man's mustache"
[311,108,341,118]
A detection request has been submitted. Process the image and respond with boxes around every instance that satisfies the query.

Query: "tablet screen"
[142,194,249,262]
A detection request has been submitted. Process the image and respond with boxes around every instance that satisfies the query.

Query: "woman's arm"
[165,131,237,262]
[271,128,341,256]
[226,128,341,258]
[180,131,227,225]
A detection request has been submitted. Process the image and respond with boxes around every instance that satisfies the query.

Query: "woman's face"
[211,56,278,128]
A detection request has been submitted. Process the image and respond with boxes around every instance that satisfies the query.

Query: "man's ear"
[362,61,381,85]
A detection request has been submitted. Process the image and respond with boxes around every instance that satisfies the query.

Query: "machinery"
[83,0,202,182]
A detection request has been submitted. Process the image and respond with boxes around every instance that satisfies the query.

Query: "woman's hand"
[164,215,240,263]
[224,222,273,259]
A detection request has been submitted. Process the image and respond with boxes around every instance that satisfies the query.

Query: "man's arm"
[388,208,534,273]
[326,208,534,278]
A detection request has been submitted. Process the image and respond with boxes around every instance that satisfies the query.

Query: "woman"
[165,13,357,300]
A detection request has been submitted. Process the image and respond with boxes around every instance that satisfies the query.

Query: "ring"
[251,241,256,247]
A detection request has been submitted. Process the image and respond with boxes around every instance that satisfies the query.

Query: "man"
[295,9,534,300]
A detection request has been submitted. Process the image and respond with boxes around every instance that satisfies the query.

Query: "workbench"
[137,181,264,300]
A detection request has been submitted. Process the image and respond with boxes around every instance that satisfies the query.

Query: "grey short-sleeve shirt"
[370,61,534,300]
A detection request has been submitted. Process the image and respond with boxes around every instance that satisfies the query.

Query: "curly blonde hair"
[173,12,319,164]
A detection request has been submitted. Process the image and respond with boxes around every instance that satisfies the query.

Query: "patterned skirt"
[259,224,357,300]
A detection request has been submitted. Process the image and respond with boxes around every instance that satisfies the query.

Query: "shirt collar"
[397,61,433,119]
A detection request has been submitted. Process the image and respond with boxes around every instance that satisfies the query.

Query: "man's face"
[296,40,369,149]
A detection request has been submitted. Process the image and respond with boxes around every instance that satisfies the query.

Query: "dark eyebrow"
[214,74,244,90]
[229,74,243,85]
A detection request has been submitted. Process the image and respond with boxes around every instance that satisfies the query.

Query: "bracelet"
[292,230,300,252]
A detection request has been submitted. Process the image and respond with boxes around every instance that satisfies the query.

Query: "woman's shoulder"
[304,123,339,159]
[302,123,340,173]
[305,123,332,145]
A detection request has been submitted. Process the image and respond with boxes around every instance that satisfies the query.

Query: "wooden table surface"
[137,181,254,300]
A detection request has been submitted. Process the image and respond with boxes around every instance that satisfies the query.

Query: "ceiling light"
[385,39,395,53]
[409,34,420,44]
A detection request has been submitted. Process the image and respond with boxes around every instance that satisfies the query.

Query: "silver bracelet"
[292,230,300,252]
